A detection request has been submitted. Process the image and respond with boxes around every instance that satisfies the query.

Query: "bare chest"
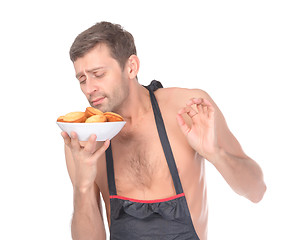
[111,120,175,198]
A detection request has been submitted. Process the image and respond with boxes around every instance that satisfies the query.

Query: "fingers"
[62,131,110,157]
[187,98,212,108]
[92,139,110,158]
[83,134,98,153]
[176,114,191,135]
[61,131,72,147]
[184,98,214,118]
[70,131,82,152]
[61,131,81,152]
[178,106,198,119]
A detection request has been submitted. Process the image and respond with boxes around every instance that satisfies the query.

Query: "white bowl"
[57,121,126,141]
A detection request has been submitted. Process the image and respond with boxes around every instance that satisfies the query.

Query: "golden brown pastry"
[85,107,104,118]
[104,112,124,122]
[85,114,107,123]
[57,116,65,122]
[57,108,124,123]
[62,112,87,123]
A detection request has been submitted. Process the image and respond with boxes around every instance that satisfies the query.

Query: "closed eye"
[79,76,86,84]
[93,72,105,78]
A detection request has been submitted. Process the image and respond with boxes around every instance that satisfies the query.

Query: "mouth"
[91,97,105,106]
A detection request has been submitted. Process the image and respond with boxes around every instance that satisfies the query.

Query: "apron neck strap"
[147,84,184,194]
[106,143,117,196]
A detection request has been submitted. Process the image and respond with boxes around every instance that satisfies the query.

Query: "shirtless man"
[61,22,266,240]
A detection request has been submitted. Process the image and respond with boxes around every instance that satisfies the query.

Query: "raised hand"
[176,98,219,160]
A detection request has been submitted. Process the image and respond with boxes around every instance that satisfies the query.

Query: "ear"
[126,55,140,80]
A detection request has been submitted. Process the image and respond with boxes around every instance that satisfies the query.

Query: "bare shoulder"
[156,87,213,108]
[156,87,210,98]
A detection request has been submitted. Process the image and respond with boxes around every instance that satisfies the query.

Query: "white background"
[0,0,290,239]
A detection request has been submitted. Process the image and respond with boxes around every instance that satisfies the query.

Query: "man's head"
[70,21,137,70]
[70,22,139,113]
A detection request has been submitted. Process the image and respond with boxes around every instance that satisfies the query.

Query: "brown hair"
[69,21,137,70]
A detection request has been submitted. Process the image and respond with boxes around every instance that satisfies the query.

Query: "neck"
[116,80,151,127]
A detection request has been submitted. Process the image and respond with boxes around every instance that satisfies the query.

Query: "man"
[61,21,266,240]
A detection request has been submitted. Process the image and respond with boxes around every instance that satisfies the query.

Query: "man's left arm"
[176,89,266,203]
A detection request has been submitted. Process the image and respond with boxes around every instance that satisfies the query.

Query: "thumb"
[92,139,110,159]
[176,114,191,136]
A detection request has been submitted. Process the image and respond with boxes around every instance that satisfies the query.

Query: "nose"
[85,76,99,95]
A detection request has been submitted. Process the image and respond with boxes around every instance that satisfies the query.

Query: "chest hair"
[114,137,164,190]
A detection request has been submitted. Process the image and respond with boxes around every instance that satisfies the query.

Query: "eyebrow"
[76,67,106,79]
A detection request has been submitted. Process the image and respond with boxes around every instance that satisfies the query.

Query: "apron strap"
[147,82,184,195]
[106,143,117,196]
[144,79,163,92]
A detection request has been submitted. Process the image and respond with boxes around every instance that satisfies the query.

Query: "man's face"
[73,44,129,113]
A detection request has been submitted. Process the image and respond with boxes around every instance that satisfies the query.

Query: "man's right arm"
[64,135,107,240]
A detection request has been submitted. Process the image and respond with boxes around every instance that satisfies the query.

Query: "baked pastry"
[104,112,124,122]
[85,114,107,123]
[57,116,65,122]
[85,107,104,118]
[57,108,124,123]
[62,112,87,123]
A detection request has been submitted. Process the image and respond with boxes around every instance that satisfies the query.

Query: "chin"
[89,101,108,112]
[96,105,113,113]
